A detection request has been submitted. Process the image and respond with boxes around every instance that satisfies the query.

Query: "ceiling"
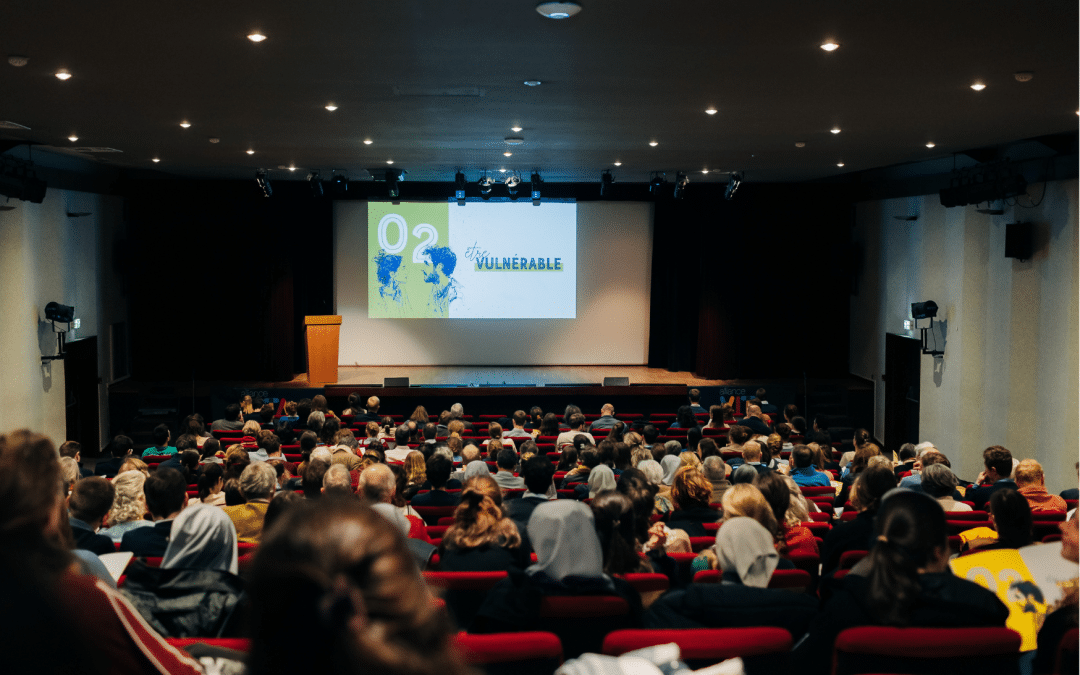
[1,1,1077,185]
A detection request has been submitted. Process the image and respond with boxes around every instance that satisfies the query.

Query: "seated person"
[140,424,176,458]
[919,463,972,512]
[561,447,601,488]
[755,471,819,557]
[121,467,188,557]
[556,413,594,449]
[665,466,720,537]
[94,435,134,478]
[820,464,897,574]
[493,448,526,490]
[99,470,154,543]
[962,488,1035,553]
[68,477,117,556]
[439,475,530,572]
[580,463,617,501]
[645,517,818,635]
[792,491,1009,675]
[967,445,1018,511]
[222,462,277,543]
[211,403,245,432]
[418,448,463,491]
[58,440,93,479]
[789,444,831,487]
[591,492,654,576]
[507,454,557,551]
[410,454,461,506]
[1013,459,1067,513]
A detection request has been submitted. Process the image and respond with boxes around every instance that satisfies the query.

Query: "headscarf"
[715,517,778,588]
[588,464,617,498]
[463,460,491,481]
[162,504,239,574]
[527,500,605,581]
[637,459,663,485]
[660,455,681,486]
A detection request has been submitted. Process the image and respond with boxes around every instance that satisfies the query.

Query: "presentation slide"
[367,202,577,319]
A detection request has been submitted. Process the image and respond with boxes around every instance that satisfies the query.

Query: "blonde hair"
[118,457,149,476]
[108,470,147,525]
[403,451,426,485]
[441,475,521,550]
[242,420,262,436]
[679,452,702,472]
[780,474,811,526]
[721,483,778,535]
[1013,459,1044,487]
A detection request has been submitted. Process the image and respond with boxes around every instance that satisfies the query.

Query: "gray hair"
[638,459,663,485]
[921,463,959,498]
[322,464,352,493]
[310,447,333,463]
[732,464,758,485]
[664,440,683,455]
[781,474,811,526]
[461,444,481,463]
[358,463,395,502]
[107,470,147,524]
[337,429,359,450]
[433,446,454,461]
[239,462,277,500]
[450,402,464,417]
[702,455,727,482]
[307,411,326,432]
[59,457,81,491]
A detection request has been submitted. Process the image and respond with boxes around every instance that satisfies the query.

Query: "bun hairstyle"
[866,490,947,626]
[854,428,872,448]
[441,475,520,551]
[590,492,641,575]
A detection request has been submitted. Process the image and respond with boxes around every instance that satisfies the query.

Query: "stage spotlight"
[911,301,938,320]
[648,173,666,196]
[724,172,742,200]
[307,171,323,197]
[600,170,613,197]
[505,174,521,199]
[45,302,75,323]
[530,172,542,206]
[478,173,494,200]
[455,171,467,205]
[673,172,689,199]
[255,169,272,197]
[331,171,349,194]
[385,169,403,199]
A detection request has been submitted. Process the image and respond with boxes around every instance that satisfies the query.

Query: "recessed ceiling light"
[67,135,78,142]
[499,168,507,173]
[523,80,542,87]
[820,42,840,51]
[503,152,512,157]
[363,139,373,145]
[325,104,338,111]
[7,55,29,67]
[504,137,524,145]
[705,107,718,115]
[511,126,523,132]
[386,160,394,164]
[970,82,986,91]
[55,69,71,80]
[247,33,267,42]
[830,128,841,134]
[1014,71,1034,82]
[152,158,160,163]
[208,137,220,144]
[795,142,806,147]
[613,161,622,167]
[837,162,845,167]
[288,166,297,171]
[926,142,936,148]
[701,169,709,174]
[246,149,255,155]
[649,141,659,147]
[180,121,191,128]
[535,2,582,19]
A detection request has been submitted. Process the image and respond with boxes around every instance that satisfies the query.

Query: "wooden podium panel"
[304,315,342,384]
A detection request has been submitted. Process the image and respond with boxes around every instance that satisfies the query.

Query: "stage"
[326,365,725,388]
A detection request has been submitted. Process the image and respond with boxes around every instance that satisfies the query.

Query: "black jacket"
[643,583,818,637]
[120,562,245,638]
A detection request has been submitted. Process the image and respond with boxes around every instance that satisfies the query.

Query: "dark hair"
[311,395,329,414]
[851,464,897,513]
[347,392,362,412]
[591,492,640,575]
[783,404,799,422]
[263,490,303,532]
[556,447,578,472]
[579,448,601,470]
[813,414,829,431]
[528,406,543,427]
[753,472,790,535]
[511,410,527,427]
[144,467,187,518]
[180,449,200,473]
[521,454,555,495]
[223,478,245,506]
[989,489,1034,548]
[728,425,751,446]
[225,403,241,421]
[983,445,1013,478]
[303,459,330,499]
[174,434,197,452]
[425,454,452,489]
[299,431,319,453]
[497,448,518,471]
[110,435,134,458]
[790,416,807,434]
[854,428,872,448]
[572,434,592,453]
[675,405,697,430]
[563,404,582,427]
[865,491,947,625]
[792,444,813,469]
[597,440,616,467]
[686,426,702,451]
[615,469,657,544]
[642,424,659,444]
[201,437,221,460]
[198,463,224,501]
[68,476,115,523]
[423,423,437,441]
[698,438,720,459]
[319,417,341,446]
[540,413,561,437]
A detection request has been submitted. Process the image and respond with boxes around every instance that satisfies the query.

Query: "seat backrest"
[619,573,670,593]
[603,627,792,663]
[422,571,508,591]
[837,550,868,570]
[453,631,563,671]
[537,595,629,619]
[832,626,1021,675]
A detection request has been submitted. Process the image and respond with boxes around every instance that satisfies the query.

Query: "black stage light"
[331,172,349,194]
[45,302,75,323]
[673,172,689,199]
[600,170,613,197]
[911,301,938,320]
[455,171,467,205]
[307,171,323,197]
[479,174,494,200]
[505,174,521,199]
[387,172,401,199]
[648,173,666,195]
[531,172,542,206]
[724,172,742,200]
[255,169,272,197]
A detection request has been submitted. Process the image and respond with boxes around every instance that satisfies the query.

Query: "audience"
[120,467,188,557]
[211,403,245,432]
[410,455,460,506]
[789,444,832,487]
[919,463,971,512]
[222,462,277,542]
[68,476,117,555]
[968,445,1018,510]
[99,470,152,542]
[1013,459,1067,513]
[666,466,719,537]
[439,474,529,572]
[59,456,81,495]
[821,464,897,573]
[95,434,134,478]
[755,471,819,557]
[493,448,525,490]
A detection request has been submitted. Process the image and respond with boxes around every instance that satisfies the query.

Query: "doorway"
[64,337,101,455]
[884,332,921,450]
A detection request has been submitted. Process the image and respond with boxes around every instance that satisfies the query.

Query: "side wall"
[850,180,1079,493]
[0,189,126,448]
[334,201,654,365]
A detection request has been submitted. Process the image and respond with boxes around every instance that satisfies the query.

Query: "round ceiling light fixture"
[247,33,267,43]
[970,82,986,91]
[55,69,72,80]
[613,161,622,167]
[705,107,718,115]
[523,80,542,87]
[536,2,582,19]
[325,103,338,111]
[505,137,524,145]
[820,42,840,51]
[363,139,373,145]
[152,158,160,163]
[67,135,78,142]
[511,126,523,132]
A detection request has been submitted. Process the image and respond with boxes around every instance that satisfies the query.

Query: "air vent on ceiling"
[392,86,485,97]
[74,147,123,153]
[0,121,31,130]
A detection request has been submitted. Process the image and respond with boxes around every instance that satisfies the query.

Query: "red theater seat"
[619,573,670,593]
[413,506,458,526]
[603,627,793,665]
[692,568,811,591]
[831,626,1021,675]
[423,570,508,591]
[166,638,251,652]
[837,550,867,570]
[453,632,563,675]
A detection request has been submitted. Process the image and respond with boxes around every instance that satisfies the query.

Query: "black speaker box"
[1005,222,1033,260]
[384,377,410,388]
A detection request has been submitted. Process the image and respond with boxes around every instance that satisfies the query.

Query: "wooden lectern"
[304,315,342,384]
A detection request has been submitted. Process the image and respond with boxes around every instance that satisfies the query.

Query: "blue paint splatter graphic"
[374,251,403,303]
[423,246,459,314]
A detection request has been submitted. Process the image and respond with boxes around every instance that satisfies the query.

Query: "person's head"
[417,423,435,442]
[307,411,326,435]
[486,438,503,461]
[731,463,758,485]
[864,490,950,625]
[241,420,261,438]
[528,500,605,581]
[702,455,727,483]
[322,464,354,497]
[393,424,411,448]
[727,425,751,448]
[224,403,241,422]
[708,405,724,426]
[715,517,779,588]
[487,422,502,440]
[103,470,145,528]
[408,405,428,425]
[792,444,813,470]
[638,459,663,485]
[853,428,872,448]
[783,404,798,422]
[590,492,639,575]
[246,496,469,675]
[68,476,115,526]
[919,463,960,499]
[301,459,329,499]
[508,410,526,429]
[641,424,659,445]
[741,440,762,463]
[162,503,239,574]
[119,457,149,476]
[442,475,520,552]
[752,472,791,535]
[110,434,135,458]
[780,474,811,525]
[850,443,882,474]
[425,454,452,490]
[676,405,697,429]
[568,412,586,431]
[851,464,898,513]
[496,447,519,472]
[239,462,278,501]
[1013,459,1046,488]
[790,416,807,434]
[143,467,187,519]
[671,466,712,511]
[898,443,917,462]
[310,394,329,413]
[520,453,556,495]
[298,430,318,454]
[588,464,618,498]
[686,426,702,450]
[360,395,378,413]
[198,463,224,501]
[982,445,1014,481]
[572,434,593,454]
[721,483,777,536]
[989,489,1034,548]
[579,447,601,471]
[174,434,197,452]
[319,416,340,445]
[58,440,82,461]
[600,403,615,416]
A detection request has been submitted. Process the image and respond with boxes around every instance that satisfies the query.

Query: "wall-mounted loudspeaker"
[603,377,630,386]
[384,377,410,388]
[1004,222,1033,260]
